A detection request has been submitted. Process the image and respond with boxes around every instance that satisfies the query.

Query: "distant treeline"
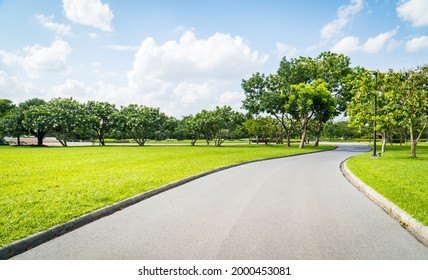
[1,52,427,156]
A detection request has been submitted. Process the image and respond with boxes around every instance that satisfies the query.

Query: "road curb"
[0,146,336,260]
[340,159,428,248]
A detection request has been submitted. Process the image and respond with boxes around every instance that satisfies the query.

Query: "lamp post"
[373,71,378,158]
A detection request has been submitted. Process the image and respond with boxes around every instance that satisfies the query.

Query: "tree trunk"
[381,132,387,153]
[314,122,322,147]
[37,135,44,146]
[409,125,416,158]
[409,122,427,158]
[57,138,67,147]
[98,132,105,146]
[17,136,21,146]
[399,132,403,151]
[299,129,307,148]
[299,118,308,149]
[286,131,291,147]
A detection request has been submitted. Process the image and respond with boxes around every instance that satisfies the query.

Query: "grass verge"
[0,144,331,247]
[346,144,428,226]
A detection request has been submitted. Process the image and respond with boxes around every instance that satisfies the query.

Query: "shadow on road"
[335,145,372,153]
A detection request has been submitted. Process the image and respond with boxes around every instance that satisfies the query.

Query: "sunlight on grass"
[0,144,331,247]
[347,144,428,226]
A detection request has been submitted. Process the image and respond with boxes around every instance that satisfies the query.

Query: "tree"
[193,106,244,147]
[45,98,84,147]
[390,67,428,158]
[315,52,353,113]
[0,99,16,141]
[181,115,201,145]
[0,107,25,145]
[21,99,49,146]
[244,116,276,144]
[84,101,118,145]
[210,106,245,147]
[348,67,428,157]
[312,83,337,146]
[322,121,360,141]
[0,99,15,118]
[290,79,332,148]
[242,53,351,147]
[117,104,162,146]
[242,72,297,146]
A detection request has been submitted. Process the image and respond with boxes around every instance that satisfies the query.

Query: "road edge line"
[340,158,428,248]
[1,146,336,259]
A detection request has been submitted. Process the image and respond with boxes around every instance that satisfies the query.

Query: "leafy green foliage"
[22,99,49,146]
[117,104,165,146]
[45,98,84,147]
[242,52,351,147]
[84,101,118,145]
[348,66,428,157]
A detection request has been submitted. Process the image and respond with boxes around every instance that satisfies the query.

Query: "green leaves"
[347,66,428,157]
[193,106,245,146]
[118,104,164,146]
[242,52,351,147]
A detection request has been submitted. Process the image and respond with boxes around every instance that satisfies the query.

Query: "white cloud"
[275,42,300,58]
[406,36,428,51]
[0,70,45,102]
[35,14,72,35]
[87,32,99,39]
[104,45,139,52]
[397,0,428,27]
[331,28,399,54]
[52,79,95,99]
[126,31,267,116]
[331,36,360,54]
[129,31,267,83]
[321,0,364,41]
[362,28,399,53]
[62,0,113,32]
[0,39,72,76]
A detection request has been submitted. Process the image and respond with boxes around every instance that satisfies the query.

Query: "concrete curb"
[0,146,336,260]
[340,159,428,248]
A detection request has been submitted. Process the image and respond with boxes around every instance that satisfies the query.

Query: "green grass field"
[0,144,331,247]
[346,144,428,226]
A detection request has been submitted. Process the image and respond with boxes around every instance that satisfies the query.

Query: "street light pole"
[373,71,378,157]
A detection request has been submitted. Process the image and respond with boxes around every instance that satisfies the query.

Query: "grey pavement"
[13,145,428,259]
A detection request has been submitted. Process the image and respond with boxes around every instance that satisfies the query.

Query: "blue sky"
[0,0,427,117]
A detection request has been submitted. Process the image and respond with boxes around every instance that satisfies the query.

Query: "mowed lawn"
[0,144,331,247]
[347,144,428,226]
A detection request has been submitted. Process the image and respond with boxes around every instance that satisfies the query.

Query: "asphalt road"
[14,145,428,259]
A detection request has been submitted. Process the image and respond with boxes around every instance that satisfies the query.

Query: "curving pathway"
[14,145,428,259]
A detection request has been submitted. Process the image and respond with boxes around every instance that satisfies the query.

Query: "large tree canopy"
[242,52,348,147]
[347,66,428,157]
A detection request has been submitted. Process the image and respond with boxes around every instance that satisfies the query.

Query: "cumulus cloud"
[331,36,361,54]
[126,31,267,116]
[52,79,96,99]
[0,70,45,102]
[397,0,428,27]
[275,42,300,58]
[362,28,399,53]
[406,36,428,51]
[331,28,399,54]
[321,0,364,41]
[62,0,113,32]
[104,45,139,52]
[35,14,72,35]
[0,39,72,76]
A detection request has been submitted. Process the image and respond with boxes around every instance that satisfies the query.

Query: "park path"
[14,145,428,259]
